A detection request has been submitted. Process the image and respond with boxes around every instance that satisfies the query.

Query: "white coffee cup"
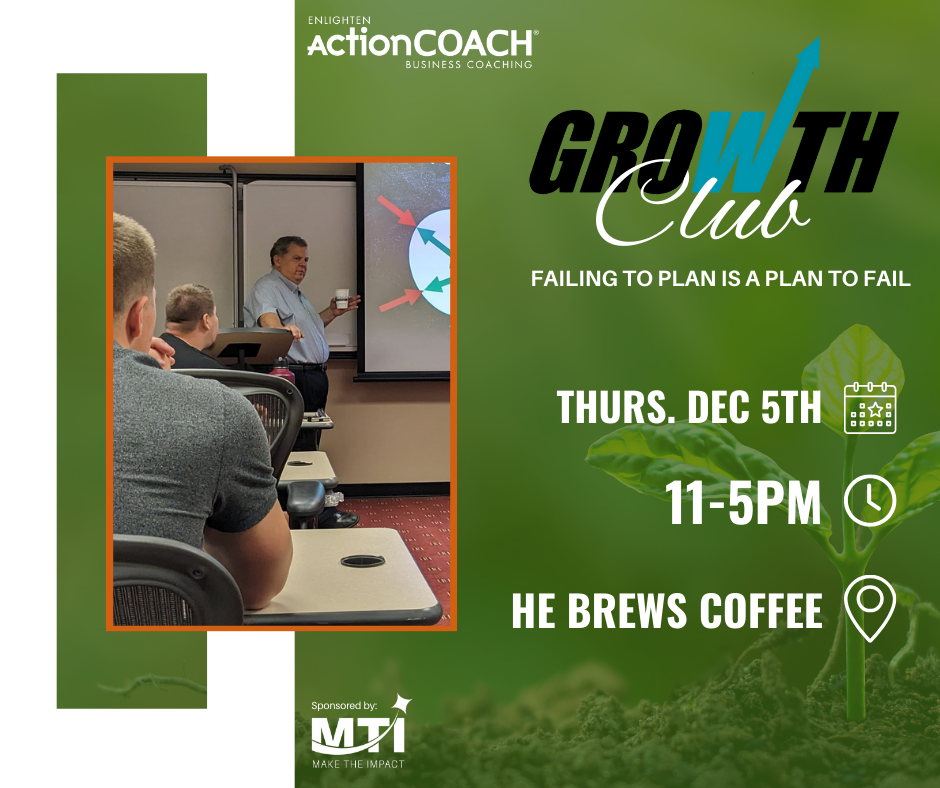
[335,288,350,309]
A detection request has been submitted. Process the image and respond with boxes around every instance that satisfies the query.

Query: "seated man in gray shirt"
[112,213,292,610]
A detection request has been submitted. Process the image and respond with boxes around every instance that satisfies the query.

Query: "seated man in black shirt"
[160,283,226,370]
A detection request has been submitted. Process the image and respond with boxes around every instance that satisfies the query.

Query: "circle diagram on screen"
[367,160,451,375]
[408,209,450,315]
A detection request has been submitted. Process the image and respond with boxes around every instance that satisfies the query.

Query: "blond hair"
[113,213,156,314]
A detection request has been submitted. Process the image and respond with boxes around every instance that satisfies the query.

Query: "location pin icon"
[843,575,897,643]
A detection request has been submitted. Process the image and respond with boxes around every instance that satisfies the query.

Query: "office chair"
[176,369,323,528]
[176,368,299,477]
[113,534,244,625]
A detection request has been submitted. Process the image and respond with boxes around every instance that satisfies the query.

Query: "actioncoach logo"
[305,15,536,70]
[529,38,899,245]
[309,694,411,768]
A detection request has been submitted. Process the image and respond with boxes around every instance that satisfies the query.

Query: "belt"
[288,363,327,372]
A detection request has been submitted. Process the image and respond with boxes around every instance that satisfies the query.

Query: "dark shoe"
[318,507,359,529]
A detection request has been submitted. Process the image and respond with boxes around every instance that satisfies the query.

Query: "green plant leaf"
[864,432,940,531]
[891,583,919,607]
[586,421,831,536]
[916,602,940,620]
[801,325,904,436]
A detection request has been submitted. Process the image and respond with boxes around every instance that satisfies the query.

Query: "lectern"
[205,327,293,370]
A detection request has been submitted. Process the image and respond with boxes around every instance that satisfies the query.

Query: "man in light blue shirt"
[243,245,332,365]
[244,236,361,528]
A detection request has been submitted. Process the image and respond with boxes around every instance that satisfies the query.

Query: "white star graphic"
[868,402,884,418]
[391,694,412,714]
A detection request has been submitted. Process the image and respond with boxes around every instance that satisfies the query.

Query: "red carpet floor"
[342,497,451,626]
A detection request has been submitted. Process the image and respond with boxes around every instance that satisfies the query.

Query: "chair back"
[175,369,303,479]
[113,535,244,625]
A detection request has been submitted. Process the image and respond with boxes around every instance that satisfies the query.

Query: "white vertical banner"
[207,1,294,154]
[208,631,296,784]
[205,2,296,779]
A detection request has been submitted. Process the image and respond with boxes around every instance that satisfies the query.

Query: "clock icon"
[844,474,897,528]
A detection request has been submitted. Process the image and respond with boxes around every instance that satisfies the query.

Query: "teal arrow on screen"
[417,227,450,257]
[424,276,450,293]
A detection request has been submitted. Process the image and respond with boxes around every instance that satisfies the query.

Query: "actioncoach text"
[306,28,534,57]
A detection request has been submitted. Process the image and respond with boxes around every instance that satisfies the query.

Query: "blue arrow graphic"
[694,38,820,193]
[418,227,450,257]
[746,37,820,189]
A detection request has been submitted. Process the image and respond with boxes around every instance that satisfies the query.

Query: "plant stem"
[842,434,859,559]
[713,630,779,692]
[841,434,867,722]
[813,605,845,688]
[888,608,918,687]
[98,674,207,696]
[843,573,867,721]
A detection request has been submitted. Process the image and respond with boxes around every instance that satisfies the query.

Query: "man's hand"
[283,324,304,341]
[258,312,303,340]
[148,336,176,370]
[330,294,361,317]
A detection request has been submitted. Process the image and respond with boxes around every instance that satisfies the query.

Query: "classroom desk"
[300,411,334,431]
[243,528,443,626]
[280,451,338,488]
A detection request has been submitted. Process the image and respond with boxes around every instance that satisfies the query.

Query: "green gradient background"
[293,0,939,737]
[58,74,208,708]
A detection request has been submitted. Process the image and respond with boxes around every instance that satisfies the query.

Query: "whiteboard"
[112,182,236,327]
[242,181,357,350]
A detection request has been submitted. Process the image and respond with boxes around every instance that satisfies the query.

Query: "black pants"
[292,368,329,451]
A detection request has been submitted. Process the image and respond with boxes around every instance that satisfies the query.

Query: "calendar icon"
[844,382,897,434]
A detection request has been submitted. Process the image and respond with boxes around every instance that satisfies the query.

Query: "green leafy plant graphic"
[587,325,940,721]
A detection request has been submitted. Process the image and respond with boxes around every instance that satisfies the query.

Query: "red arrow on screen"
[377,195,416,226]
[379,289,423,312]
